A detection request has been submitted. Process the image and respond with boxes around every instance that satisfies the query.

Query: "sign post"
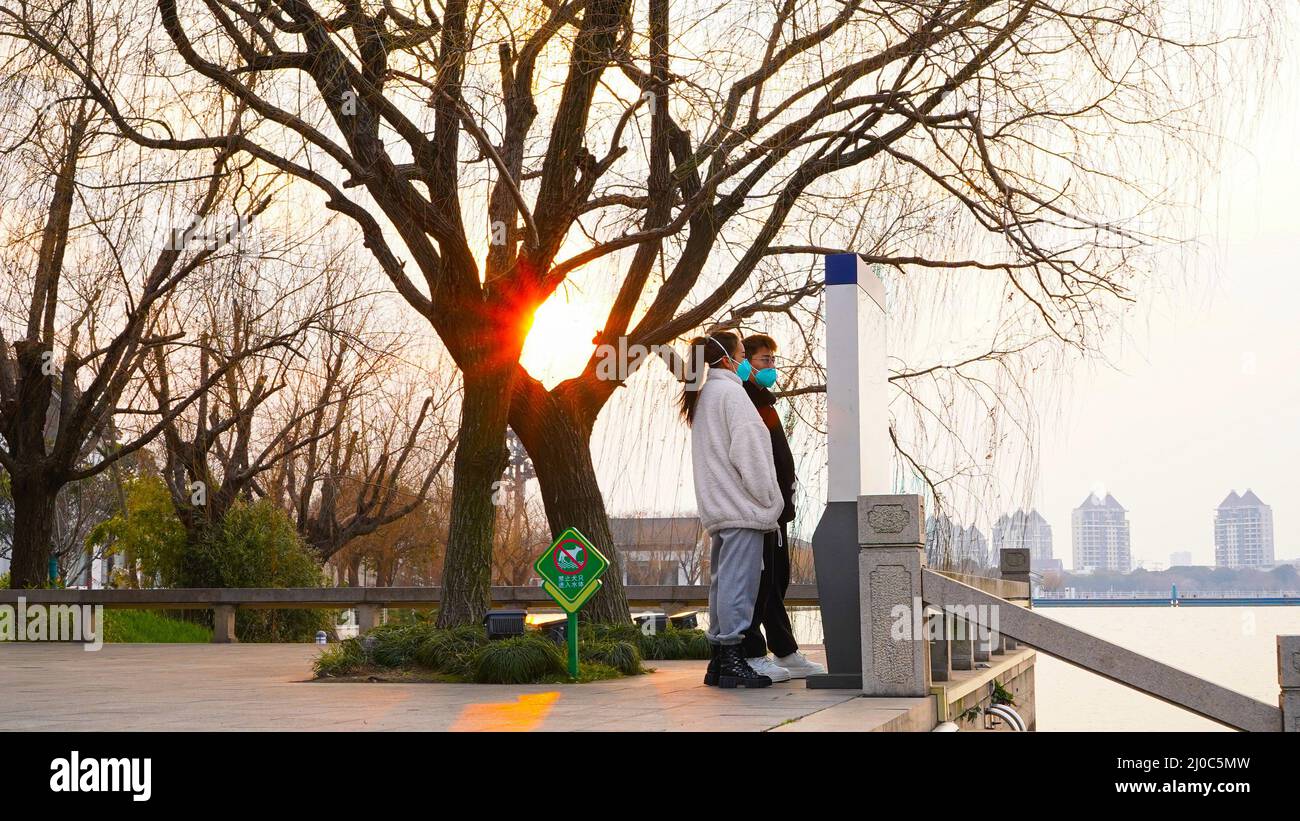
[534,527,609,679]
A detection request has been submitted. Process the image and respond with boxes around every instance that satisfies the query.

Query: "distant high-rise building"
[1169,551,1194,567]
[992,509,1054,569]
[926,515,991,570]
[1072,493,1132,573]
[958,524,990,568]
[1214,490,1275,569]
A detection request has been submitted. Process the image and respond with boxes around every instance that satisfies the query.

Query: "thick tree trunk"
[436,365,513,627]
[8,340,59,590]
[511,381,630,625]
[9,474,59,589]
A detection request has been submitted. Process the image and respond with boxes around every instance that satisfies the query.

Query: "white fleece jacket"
[690,368,784,534]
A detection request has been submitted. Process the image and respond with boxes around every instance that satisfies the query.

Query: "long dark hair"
[680,331,740,426]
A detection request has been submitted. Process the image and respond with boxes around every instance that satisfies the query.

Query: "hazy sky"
[1034,37,1300,568]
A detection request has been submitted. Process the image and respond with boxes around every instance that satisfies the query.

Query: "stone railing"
[935,569,1029,602]
[855,493,1297,733]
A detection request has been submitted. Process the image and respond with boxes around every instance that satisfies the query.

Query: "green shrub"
[679,629,712,659]
[640,630,683,660]
[86,475,186,587]
[311,623,650,683]
[0,571,8,589]
[314,638,367,677]
[581,621,640,643]
[580,639,643,675]
[470,634,566,684]
[103,610,212,643]
[579,621,711,660]
[413,625,488,676]
[368,630,411,668]
[636,627,711,660]
[184,500,332,642]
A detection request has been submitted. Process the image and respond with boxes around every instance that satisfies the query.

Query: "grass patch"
[540,662,626,684]
[103,610,212,643]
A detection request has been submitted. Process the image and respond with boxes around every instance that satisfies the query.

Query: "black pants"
[740,522,799,658]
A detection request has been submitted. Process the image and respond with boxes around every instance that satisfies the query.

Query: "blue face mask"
[754,367,777,389]
[710,337,751,380]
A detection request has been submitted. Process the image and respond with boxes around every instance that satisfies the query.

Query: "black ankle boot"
[716,644,772,689]
[703,644,720,686]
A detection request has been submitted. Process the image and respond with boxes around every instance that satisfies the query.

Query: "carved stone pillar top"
[1000,548,1031,575]
[858,494,925,547]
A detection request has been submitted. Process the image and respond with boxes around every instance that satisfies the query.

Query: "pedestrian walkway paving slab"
[0,643,933,731]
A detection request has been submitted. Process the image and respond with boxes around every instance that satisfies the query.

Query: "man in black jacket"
[738,333,826,681]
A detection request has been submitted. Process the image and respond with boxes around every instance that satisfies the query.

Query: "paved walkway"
[0,643,929,731]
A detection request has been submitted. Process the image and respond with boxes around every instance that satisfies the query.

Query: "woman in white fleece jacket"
[681,331,784,689]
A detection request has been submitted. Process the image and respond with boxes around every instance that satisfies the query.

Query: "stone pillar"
[988,629,1005,656]
[212,605,237,644]
[929,612,950,682]
[807,254,890,690]
[1001,547,1031,600]
[999,547,1029,650]
[1280,635,1300,732]
[356,604,386,634]
[950,615,975,671]
[858,494,929,697]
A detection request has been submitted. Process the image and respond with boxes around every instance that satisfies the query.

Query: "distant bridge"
[1033,589,1300,607]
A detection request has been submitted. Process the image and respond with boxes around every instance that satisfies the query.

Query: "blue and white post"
[806,254,891,689]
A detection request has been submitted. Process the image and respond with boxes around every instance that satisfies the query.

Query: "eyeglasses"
[749,354,777,366]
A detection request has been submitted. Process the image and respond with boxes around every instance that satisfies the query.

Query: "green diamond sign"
[536,527,610,679]
[535,527,608,611]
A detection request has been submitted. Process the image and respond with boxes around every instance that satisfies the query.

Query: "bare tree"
[273,328,459,564]
[144,277,348,551]
[0,13,285,586]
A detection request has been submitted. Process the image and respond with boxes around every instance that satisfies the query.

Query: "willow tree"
[7,0,1267,613]
[506,0,1270,590]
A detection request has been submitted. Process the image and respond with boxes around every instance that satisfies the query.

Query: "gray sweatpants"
[706,528,765,646]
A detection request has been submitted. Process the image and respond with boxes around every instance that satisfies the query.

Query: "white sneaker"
[746,656,792,682]
[774,651,826,678]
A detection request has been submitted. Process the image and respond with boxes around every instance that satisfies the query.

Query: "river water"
[778,605,1300,731]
